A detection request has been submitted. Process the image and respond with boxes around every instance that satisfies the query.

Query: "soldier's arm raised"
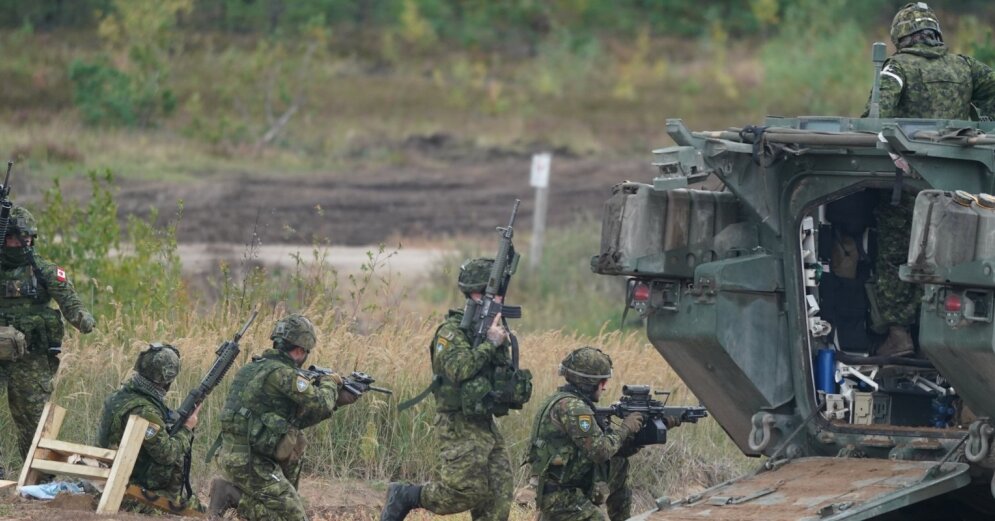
[553,397,627,464]
[435,323,495,384]
[266,366,338,428]
[35,258,95,333]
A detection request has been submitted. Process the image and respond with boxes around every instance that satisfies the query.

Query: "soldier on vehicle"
[863,2,995,357]
[209,313,358,521]
[381,258,527,521]
[0,206,95,463]
[528,347,672,521]
[97,343,203,513]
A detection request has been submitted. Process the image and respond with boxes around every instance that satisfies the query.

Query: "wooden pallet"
[17,402,149,514]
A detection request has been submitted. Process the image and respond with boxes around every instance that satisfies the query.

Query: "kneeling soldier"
[527,347,646,521]
[97,342,203,513]
[210,313,358,521]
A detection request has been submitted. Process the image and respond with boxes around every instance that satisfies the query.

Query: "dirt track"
[109,137,653,246]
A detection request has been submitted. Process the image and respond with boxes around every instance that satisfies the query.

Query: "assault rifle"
[595,385,708,447]
[460,199,523,351]
[302,366,393,396]
[168,308,258,436]
[0,161,15,250]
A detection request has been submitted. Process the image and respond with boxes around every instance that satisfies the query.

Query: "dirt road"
[108,137,653,246]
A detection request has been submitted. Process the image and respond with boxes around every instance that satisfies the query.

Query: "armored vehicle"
[593,114,995,519]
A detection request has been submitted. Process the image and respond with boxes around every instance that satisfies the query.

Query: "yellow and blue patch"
[577,414,593,433]
[144,423,160,440]
[435,336,450,353]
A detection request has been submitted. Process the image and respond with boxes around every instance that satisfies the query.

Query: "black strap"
[891,166,904,206]
[182,439,194,499]
[205,433,223,463]
[397,375,441,411]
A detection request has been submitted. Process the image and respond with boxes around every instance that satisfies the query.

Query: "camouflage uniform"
[97,343,202,512]
[0,207,94,457]
[215,315,343,521]
[382,257,532,521]
[863,3,995,354]
[531,386,634,521]
[528,347,641,521]
[418,308,514,519]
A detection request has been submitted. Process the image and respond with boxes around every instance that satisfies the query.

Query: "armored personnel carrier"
[592,114,995,520]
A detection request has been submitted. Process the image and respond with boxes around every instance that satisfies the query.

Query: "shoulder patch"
[295,375,310,393]
[440,329,456,341]
[577,414,593,433]
[144,423,160,440]
[55,267,66,282]
[435,336,450,353]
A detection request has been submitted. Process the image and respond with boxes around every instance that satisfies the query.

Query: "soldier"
[381,258,529,521]
[0,206,95,460]
[97,343,203,513]
[527,347,659,521]
[210,314,358,521]
[864,3,995,356]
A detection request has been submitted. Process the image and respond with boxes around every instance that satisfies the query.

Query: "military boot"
[877,326,914,358]
[208,477,242,518]
[380,482,422,521]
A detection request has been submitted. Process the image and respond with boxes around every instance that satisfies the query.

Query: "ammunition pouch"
[459,374,496,417]
[248,412,290,459]
[273,426,307,463]
[491,366,533,414]
[0,308,63,352]
[0,325,26,361]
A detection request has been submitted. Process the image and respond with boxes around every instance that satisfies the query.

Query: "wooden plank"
[37,439,117,462]
[29,459,110,480]
[97,415,149,514]
[18,402,66,487]
[0,480,16,497]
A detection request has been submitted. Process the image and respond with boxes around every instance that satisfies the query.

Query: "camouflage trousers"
[420,413,512,520]
[0,350,56,458]
[218,446,306,521]
[873,192,922,327]
[537,457,631,521]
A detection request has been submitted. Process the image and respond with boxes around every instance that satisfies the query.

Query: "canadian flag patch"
[55,268,66,282]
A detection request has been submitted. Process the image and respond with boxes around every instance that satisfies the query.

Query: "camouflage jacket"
[865,43,995,120]
[218,349,339,460]
[0,254,93,350]
[430,309,512,415]
[528,385,630,493]
[97,379,191,494]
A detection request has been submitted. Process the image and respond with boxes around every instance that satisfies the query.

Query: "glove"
[335,388,359,407]
[620,412,645,437]
[79,312,96,333]
[664,415,682,429]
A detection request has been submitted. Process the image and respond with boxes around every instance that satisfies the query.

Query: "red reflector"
[633,283,651,302]
[944,293,962,312]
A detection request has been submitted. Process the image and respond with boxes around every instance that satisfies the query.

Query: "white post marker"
[529,152,552,270]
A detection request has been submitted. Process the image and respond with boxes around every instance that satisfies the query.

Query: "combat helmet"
[135,343,181,389]
[458,258,493,296]
[890,2,942,47]
[8,206,38,238]
[271,313,317,352]
[559,346,613,392]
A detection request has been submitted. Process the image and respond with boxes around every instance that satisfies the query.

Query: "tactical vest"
[527,389,602,494]
[430,310,531,417]
[98,384,182,492]
[0,264,62,351]
[888,47,974,120]
[218,350,300,459]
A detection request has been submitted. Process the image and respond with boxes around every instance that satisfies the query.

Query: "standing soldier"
[209,314,358,521]
[527,347,655,521]
[98,343,203,513]
[382,258,532,521]
[864,2,995,356]
[0,206,95,462]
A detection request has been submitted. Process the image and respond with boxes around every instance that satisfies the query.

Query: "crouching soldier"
[208,314,359,521]
[97,342,203,513]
